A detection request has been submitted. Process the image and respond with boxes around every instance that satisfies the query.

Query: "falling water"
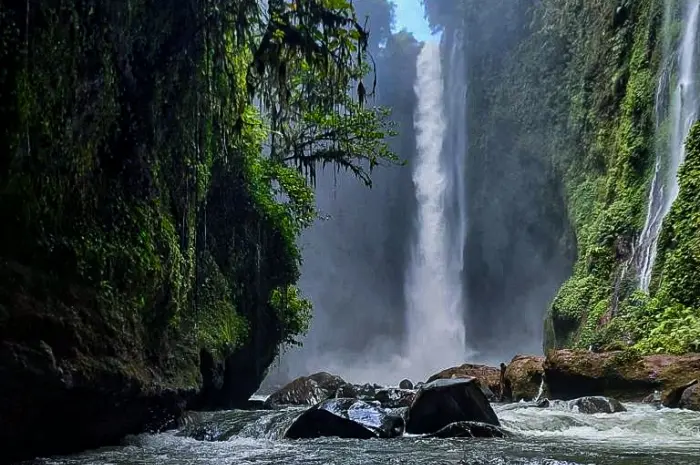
[404,40,467,377]
[444,30,469,279]
[637,0,700,292]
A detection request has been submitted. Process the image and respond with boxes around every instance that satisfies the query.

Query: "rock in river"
[544,350,700,402]
[264,372,349,408]
[568,396,626,414]
[428,364,501,400]
[374,388,416,408]
[284,398,405,439]
[679,383,700,412]
[405,378,500,435]
[504,355,546,402]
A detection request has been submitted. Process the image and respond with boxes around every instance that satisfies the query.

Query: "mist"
[264,0,576,388]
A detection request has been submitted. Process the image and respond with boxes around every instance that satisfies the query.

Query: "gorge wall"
[0,0,389,462]
[426,0,700,355]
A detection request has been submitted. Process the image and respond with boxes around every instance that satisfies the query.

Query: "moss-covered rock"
[504,355,546,402]
[544,349,700,401]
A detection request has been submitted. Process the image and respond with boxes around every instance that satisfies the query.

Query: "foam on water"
[31,404,700,465]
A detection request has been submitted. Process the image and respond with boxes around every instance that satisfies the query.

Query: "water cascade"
[637,0,700,291]
[404,39,467,376]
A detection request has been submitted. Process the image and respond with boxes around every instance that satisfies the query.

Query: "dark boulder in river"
[284,398,405,439]
[661,379,698,409]
[374,388,416,408]
[264,372,349,408]
[679,382,700,411]
[568,396,626,414]
[334,383,359,398]
[399,379,414,389]
[405,378,500,435]
[356,382,383,400]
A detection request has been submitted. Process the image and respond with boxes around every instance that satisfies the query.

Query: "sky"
[392,0,433,41]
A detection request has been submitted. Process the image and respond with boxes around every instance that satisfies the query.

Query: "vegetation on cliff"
[425,0,700,355]
[0,0,396,406]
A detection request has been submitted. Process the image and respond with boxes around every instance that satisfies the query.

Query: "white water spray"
[404,40,467,378]
[637,0,700,291]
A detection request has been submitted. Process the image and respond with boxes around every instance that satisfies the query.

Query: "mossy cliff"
[425,0,700,354]
[0,0,394,462]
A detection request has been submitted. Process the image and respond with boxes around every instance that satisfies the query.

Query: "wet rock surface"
[374,388,416,408]
[405,378,500,435]
[284,398,405,439]
[679,383,700,411]
[662,379,698,408]
[567,396,626,414]
[504,355,546,401]
[264,372,350,408]
[427,421,507,439]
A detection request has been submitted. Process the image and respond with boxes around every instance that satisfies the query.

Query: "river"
[26,402,700,465]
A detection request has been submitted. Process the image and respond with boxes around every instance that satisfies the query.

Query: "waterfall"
[637,0,700,292]
[444,30,469,293]
[404,39,467,377]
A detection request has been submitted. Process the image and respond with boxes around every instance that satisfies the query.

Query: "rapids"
[27,403,700,465]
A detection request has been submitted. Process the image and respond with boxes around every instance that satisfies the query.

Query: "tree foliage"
[0,0,398,363]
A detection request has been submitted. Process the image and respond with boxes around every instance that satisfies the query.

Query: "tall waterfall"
[404,39,467,376]
[637,0,700,291]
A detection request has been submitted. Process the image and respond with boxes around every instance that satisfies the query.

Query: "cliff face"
[0,1,318,462]
[427,0,700,354]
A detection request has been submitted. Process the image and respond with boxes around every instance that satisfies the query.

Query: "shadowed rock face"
[544,350,700,401]
[284,399,405,439]
[504,355,545,401]
[679,383,700,411]
[405,378,500,435]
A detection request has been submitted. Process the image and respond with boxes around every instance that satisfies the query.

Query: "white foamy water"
[31,403,700,465]
[404,40,467,381]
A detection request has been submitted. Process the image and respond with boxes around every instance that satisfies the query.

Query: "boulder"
[356,383,383,400]
[264,372,349,408]
[334,383,359,399]
[284,398,404,439]
[399,379,414,390]
[679,383,700,411]
[427,364,501,400]
[568,396,626,414]
[374,388,416,408]
[427,421,506,439]
[662,379,698,408]
[385,406,410,423]
[405,378,500,435]
[504,355,546,401]
[544,350,700,401]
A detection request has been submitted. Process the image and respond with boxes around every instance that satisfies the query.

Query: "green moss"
[540,0,664,348]
[0,0,394,397]
[610,123,700,354]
